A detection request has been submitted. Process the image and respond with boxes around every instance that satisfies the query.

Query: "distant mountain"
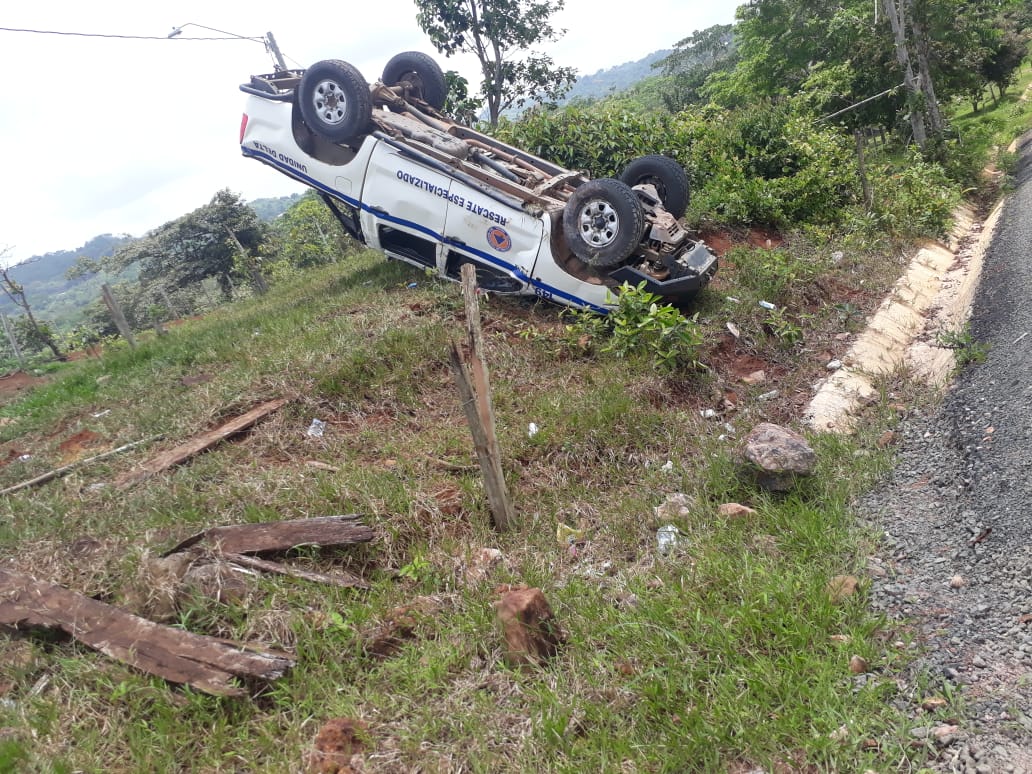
[561,50,673,105]
[0,234,135,332]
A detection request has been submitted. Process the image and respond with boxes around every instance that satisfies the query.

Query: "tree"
[414,0,577,126]
[0,247,63,360]
[655,24,738,110]
[266,192,356,270]
[107,190,267,299]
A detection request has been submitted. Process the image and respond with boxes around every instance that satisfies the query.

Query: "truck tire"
[298,59,372,144]
[619,154,690,219]
[562,179,645,268]
[382,51,447,110]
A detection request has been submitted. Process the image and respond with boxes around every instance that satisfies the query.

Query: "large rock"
[741,422,817,491]
[494,587,563,667]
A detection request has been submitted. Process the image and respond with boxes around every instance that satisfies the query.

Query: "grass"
[0,249,930,773]
[3,83,1029,773]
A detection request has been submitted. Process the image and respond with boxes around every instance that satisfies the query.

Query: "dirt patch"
[0,370,45,402]
[57,429,104,463]
[699,227,785,256]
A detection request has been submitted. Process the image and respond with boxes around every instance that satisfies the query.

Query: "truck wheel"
[382,51,447,110]
[562,179,645,268]
[619,154,689,219]
[299,59,372,144]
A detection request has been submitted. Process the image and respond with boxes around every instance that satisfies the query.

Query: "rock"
[308,717,368,774]
[972,654,988,668]
[950,574,967,589]
[717,503,757,519]
[910,726,931,739]
[743,370,766,386]
[827,575,860,604]
[932,724,959,746]
[826,359,843,371]
[876,431,896,448]
[848,654,868,674]
[465,548,503,582]
[495,587,564,667]
[741,423,816,491]
[922,696,949,711]
[654,493,693,524]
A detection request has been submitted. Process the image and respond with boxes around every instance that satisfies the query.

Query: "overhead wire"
[0,26,263,41]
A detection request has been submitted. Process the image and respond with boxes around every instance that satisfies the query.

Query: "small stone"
[717,503,757,519]
[835,332,851,341]
[829,634,850,644]
[495,587,564,667]
[972,654,988,668]
[876,430,895,448]
[827,575,859,604]
[742,370,766,386]
[950,575,967,589]
[654,493,693,523]
[922,696,948,711]
[910,726,931,739]
[308,717,368,774]
[848,655,868,674]
[932,724,959,745]
[826,359,843,371]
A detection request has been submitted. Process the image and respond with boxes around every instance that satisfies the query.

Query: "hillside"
[560,49,672,104]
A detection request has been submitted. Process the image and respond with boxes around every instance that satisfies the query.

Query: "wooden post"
[449,264,515,532]
[854,129,874,211]
[0,312,26,370]
[101,284,136,349]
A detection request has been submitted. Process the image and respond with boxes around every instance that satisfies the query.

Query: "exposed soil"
[0,370,46,402]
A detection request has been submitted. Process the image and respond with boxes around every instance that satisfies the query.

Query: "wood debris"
[164,514,374,556]
[223,553,369,590]
[0,567,293,696]
[115,398,287,487]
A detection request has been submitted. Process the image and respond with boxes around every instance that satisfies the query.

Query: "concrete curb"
[804,200,1004,433]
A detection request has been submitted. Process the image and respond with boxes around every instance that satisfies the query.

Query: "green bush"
[564,282,704,372]
[872,149,959,239]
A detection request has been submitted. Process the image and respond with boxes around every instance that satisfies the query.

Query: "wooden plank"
[0,568,294,697]
[115,398,287,487]
[223,553,369,590]
[163,515,374,556]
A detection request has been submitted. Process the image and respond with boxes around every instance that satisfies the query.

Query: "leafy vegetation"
[414,0,578,126]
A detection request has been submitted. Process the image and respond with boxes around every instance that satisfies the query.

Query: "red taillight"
[239,114,249,144]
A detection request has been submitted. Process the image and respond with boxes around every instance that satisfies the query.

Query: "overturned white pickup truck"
[240,52,718,313]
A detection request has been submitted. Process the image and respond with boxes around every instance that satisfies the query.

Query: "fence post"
[101,284,137,349]
[0,313,26,370]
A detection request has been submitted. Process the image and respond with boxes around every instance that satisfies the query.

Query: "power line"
[0,26,262,41]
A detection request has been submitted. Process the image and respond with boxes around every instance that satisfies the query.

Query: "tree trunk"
[882,0,927,148]
[907,0,944,136]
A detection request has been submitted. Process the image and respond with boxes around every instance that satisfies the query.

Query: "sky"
[0,0,741,266]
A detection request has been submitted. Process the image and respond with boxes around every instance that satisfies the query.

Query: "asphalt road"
[861,132,1032,774]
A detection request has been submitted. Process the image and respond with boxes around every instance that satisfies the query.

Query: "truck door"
[359,141,452,270]
[441,180,543,293]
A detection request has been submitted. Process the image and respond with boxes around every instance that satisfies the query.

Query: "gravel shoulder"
[860,133,1032,774]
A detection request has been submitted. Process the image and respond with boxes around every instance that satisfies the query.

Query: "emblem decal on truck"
[486,226,512,252]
